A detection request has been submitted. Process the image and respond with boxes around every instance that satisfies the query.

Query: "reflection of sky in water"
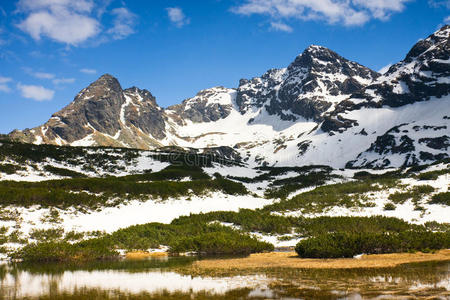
[1,261,450,299]
[1,269,270,297]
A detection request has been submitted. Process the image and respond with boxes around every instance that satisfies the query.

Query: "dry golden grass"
[193,250,450,270]
[125,251,168,259]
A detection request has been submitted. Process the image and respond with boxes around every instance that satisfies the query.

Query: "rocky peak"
[290,45,378,80]
[167,86,236,124]
[405,25,449,62]
[236,45,379,122]
[290,45,336,68]
[348,25,450,109]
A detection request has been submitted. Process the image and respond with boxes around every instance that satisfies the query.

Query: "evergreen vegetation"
[295,231,450,258]
[429,192,450,206]
[0,166,247,209]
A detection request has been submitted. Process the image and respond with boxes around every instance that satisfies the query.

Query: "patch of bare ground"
[125,251,168,259]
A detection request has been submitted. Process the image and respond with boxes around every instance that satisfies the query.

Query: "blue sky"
[0,0,448,134]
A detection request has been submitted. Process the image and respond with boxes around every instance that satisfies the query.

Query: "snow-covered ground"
[161,92,450,168]
[282,172,450,225]
[0,192,272,237]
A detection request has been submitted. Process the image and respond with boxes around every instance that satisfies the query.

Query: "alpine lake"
[1,254,449,300]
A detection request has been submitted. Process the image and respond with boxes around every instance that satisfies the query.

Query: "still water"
[0,257,449,299]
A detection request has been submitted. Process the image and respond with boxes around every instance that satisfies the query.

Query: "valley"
[0,24,449,300]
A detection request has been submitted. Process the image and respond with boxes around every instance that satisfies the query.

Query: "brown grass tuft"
[194,250,450,270]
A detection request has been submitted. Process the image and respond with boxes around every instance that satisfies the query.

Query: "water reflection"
[0,258,449,299]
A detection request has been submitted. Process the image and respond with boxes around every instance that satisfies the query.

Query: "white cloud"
[16,0,137,46]
[53,78,75,85]
[17,83,54,101]
[232,0,411,28]
[17,0,100,45]
[107,7,137,40]
[378,63,392,74]
[445,16,450,23]
[80,68,97,74]
[166,7,190,27]
[0,76,12,93]
[270,21,293,32]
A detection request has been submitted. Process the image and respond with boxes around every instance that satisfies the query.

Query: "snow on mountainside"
[8,26,450,169]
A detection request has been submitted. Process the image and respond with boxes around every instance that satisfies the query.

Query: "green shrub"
[429,192,450,206]
[44,166,87,178]
[417,169,449,181]
[0,164,25,174]
[29,228,64,242]
[384,202,396,211]
[414,185,435,194]
[0,176,247,209]
[265,171,337,199]
[388,191,412,204]
[295,231,450,258]
[14,240,118,262]
[170,231,273,254]
[265,179,397,213]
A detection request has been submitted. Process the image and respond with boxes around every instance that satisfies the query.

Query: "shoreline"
[192,250,450,270]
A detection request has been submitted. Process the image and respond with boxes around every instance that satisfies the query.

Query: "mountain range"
[9,25,450,169]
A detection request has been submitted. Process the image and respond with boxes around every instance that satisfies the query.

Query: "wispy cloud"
[108,7,137,40]
[53,78,75,85]
[34,72,55,79]
[270,21,293,32]
[0,28,5,46]
[429,0,450,9]
[17,83,54,101]
[80,68,97,74]
[16,0,138,46]
[0,76,12,93]
[232,0,412,30]
[166,7,190,28]
[23,67,55,79]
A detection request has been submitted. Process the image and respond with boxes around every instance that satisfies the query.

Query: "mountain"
[9,26,450,169]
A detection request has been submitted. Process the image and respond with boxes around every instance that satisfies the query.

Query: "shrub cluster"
[265,178,398,213]
[0,171,247,209]
[15,221,272,261]
[429,192,450,206]
[295,231,450,258]
[13,240,117,262]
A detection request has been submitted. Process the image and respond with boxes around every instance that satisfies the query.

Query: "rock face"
[10,74,168,148]
[9,26,450,168]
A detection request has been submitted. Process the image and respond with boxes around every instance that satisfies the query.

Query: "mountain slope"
[10,75,168,149]
[8,26,450,168]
